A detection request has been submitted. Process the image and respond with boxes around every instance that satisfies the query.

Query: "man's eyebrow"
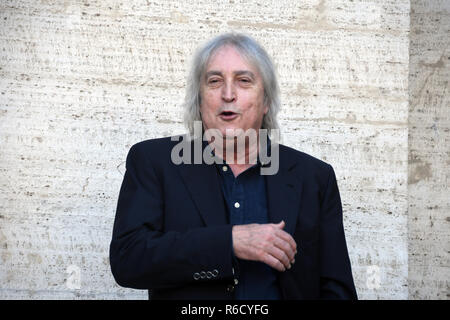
[234,70,255,79]
[204,70,256,79]
[205,71,222,78]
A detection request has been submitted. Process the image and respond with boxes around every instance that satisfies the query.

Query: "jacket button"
[193,273,200,280]
[200,271,206,279]
[226,285,235,292]
[206,271,213,279]
[212,269,219,277]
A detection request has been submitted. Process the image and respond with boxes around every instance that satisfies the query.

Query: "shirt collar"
[201,134,272,168]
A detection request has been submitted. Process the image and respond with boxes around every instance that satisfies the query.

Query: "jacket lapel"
[175,139,303,234]
[176,138,229,227]
[265,146,303,236]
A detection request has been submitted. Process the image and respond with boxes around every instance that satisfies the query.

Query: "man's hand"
[232,221,297,272]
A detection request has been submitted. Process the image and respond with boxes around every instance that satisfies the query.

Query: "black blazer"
[109,136,357,300]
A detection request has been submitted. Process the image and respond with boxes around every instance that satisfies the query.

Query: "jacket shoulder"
[279,143,332,173]
[278,144,336,193]
[131,136,181,153]
[126,135,184,168]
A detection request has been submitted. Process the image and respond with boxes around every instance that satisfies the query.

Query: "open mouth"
[219,111,239,121]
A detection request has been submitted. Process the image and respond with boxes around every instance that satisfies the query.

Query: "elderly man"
[109,33,357,300]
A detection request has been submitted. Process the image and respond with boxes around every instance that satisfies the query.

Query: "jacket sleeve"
[109,143,235,289]
[319,165,358,299]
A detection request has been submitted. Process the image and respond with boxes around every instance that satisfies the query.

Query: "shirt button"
[222,166,228,172]
[234,202,240,208]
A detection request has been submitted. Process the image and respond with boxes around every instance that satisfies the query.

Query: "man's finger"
[275,228,297,252]
[272,237,296,261]
[267,245,291,270]
[261,252,286,272]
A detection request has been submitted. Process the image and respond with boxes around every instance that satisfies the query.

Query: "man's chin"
[205,127,239,138]
[223,131,240,140]
[204,125,259,142]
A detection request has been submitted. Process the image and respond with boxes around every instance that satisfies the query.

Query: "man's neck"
[209,136,260,177]
[228,163,253,178]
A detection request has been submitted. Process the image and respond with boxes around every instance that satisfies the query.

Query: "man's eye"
[208,79,221,84]
[239,78,251,83]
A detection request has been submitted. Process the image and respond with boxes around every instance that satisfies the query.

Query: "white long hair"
[183,33,281,139]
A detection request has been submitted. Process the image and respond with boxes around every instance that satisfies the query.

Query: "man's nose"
[221,82,236,102]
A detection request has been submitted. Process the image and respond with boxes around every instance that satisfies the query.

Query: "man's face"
[199,45,268,139]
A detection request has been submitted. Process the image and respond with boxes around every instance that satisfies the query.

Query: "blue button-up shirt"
[216,161,282,300]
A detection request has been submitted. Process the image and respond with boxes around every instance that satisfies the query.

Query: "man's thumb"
[276,220,285,228]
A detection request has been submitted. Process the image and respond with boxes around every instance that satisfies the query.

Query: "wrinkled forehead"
[204,44,261,78]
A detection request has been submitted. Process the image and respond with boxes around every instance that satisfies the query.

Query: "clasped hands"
[232,221,297,272]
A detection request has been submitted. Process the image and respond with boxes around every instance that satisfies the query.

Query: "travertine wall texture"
[0,0,447,299]
[408,0,449,300]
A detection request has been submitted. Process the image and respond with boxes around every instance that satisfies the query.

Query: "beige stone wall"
[0,0,446,299]
[408,0,449,300]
